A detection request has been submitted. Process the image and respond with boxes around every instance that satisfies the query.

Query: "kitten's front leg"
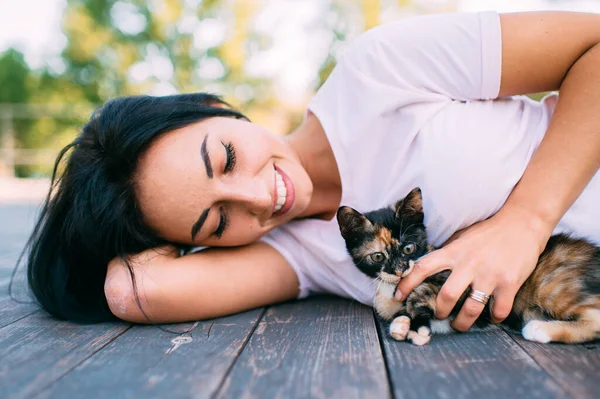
[404,289,437,346]
[389,315,411,341]
[385,295,435,345]
[374,281,403,320]
[406,316,432,346]
[372,281,413,341]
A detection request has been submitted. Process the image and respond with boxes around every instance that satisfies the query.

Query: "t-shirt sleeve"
[333,11,502,103]
[259,227,313,300]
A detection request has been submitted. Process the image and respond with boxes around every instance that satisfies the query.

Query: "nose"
[222,179,272,217]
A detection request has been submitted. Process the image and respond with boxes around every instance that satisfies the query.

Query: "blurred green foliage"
[2,0,374,176]
[1,0,552,178]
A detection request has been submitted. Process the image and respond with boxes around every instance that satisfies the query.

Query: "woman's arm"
[104,242,300,323]
[397,11,600,331]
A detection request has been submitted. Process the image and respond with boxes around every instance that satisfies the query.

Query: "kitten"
[337,188,600,345]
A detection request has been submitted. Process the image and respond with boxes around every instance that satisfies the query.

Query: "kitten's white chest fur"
[373,281,402,320]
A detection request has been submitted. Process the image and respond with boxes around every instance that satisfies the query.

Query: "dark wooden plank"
[0,312,130,399]
[0,297,39,329]
[0,275,9,298]
[216,296,390,399]
[508,332,600,399]
[0,202,39,302]
[378,319,567,399]
[35,309,264,399]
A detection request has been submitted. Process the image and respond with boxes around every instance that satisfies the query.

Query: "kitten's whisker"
[399,223,421,241]
[402,232,421,241]
[347,297,358,311]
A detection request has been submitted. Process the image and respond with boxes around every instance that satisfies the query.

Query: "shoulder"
[343,12,497,63]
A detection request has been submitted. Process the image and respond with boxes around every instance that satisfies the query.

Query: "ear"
[394,187,424,223]
[336,206,374,240]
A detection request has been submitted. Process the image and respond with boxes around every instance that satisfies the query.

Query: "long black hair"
[20,93,247,322]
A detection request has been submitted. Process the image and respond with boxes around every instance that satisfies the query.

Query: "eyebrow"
[201,134,213,179]
[191,208,210,242]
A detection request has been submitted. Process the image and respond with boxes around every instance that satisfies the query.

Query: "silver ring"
[468,289,491,305]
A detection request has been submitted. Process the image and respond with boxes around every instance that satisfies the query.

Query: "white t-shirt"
[257,11,600,305]
[184,11,600,305]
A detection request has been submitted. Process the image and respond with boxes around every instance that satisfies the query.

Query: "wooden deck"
[1,203,599,399]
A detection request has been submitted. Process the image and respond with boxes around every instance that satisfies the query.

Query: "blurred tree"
[363,0,380,29]
[0,49,31,105]
[5,0,412,176]
[0,49,34,177]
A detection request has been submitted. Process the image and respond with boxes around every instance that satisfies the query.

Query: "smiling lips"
[274,169,287,213]
[272,165,294,217]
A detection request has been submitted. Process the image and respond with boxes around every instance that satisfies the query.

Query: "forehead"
[134,123,209,242]
[375,225,393,247]
[354,225,398,255]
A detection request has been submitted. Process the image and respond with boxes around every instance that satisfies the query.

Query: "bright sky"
[1,0,599,99]
[2,0,600,68]
[0,0,67,67]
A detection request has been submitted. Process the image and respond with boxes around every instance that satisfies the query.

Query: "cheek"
[217,218,267,246]
[239,132,279,159]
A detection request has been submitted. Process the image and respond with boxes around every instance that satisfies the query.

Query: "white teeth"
[274,170,287,213]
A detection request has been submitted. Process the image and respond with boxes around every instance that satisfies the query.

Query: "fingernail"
[395,289,403,301]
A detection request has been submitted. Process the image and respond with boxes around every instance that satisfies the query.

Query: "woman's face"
[135,117,313,246]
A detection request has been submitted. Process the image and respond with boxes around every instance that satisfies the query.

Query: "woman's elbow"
[104,259,150,323]
[104,246,180,323]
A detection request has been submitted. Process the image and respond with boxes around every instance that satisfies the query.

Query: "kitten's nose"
[399,260,416,278]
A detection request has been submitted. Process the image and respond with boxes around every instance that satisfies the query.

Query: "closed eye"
[222,141,236,173]
[214,207,228,238]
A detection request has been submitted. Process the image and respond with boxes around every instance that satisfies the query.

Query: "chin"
[378,272,401,285]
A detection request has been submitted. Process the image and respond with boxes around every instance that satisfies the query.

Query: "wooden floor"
[1,203,599,399]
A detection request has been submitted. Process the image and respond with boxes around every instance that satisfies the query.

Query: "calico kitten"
[337,188,600,345]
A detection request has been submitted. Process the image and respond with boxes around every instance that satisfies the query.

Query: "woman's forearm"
[105,242,300,323]
[497,42,600,249]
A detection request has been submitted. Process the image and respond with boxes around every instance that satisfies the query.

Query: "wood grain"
[0,312,130,399]
[0,297,38,329]
[378,319,567,399]
[216,296,390,399]
[509,332,600,399]
[35,308,264,399]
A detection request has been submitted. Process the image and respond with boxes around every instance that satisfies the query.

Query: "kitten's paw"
[522,320,551,343]
[389,316,411,341]
[417,326,431,337]
[407,328,431,346]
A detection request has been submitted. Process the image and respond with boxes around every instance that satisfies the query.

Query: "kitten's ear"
[394,187,424,223]
[336,206,374,240]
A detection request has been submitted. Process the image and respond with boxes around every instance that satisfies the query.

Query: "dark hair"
[21,93,247,322]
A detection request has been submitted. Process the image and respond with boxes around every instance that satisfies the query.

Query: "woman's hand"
[395,206,552,332]
[396,14,600,332]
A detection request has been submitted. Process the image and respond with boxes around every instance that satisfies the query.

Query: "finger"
[396,249,452,301]
[434,269,472,320]
[451,284,495,332]
[489,287,517,324]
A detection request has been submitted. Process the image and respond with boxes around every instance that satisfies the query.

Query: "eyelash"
[215,207,228,239]
[213,142,235,239]
[223,141,236,173]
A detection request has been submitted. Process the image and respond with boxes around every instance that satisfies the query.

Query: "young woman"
[26,11,600,334]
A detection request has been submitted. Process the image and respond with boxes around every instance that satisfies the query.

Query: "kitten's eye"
[370,252,386,263]
[402,243,416,255]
